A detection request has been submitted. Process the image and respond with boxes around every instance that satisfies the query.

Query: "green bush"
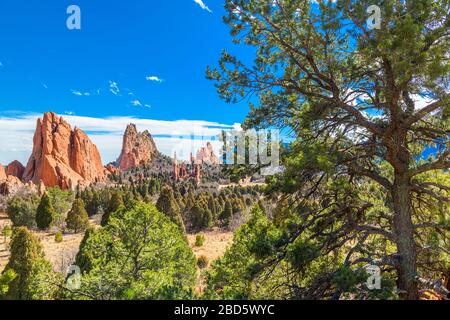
[4,227,61,299]
[69,202,196,300]
[66,198,90,233]
[54,231,63,243]
[195,234,205,247]
[36,194,56,230]
[46,188,73,227]
[197,255,209,269]
[1,225,12,243]
[6,196,39,228]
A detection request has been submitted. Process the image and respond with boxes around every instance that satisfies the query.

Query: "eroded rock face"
[23,112,105,190]
[6,160,25,180]
[0,165,6,182]
[196,142,220,165]
[0,175,24,195]
[105,163,120,175]
[117,124,158,171]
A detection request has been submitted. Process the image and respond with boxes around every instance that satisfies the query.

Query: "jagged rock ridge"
[117,124,158,171]
[23,112,105,189]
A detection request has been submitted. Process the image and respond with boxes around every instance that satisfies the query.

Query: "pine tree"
[66,198,90,233]
[156,186,185,233]
[4,227,59,299]
[208,196,217,219]
[74,226,97,273]
[35,194,55,230]
[85,190,100,216]
[191,203,213,230]
[206,0,450,299]
[101,192,123,226]
[219,201,233,227]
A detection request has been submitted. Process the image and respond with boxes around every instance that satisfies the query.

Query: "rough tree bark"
[392,171,419,300]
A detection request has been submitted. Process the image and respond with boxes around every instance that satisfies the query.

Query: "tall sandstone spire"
[117,124,158,171]
[23,112,105,189]
[0,164,6,182]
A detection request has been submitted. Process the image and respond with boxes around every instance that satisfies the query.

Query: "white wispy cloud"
[193,0,212,13]
[109,81,120,96]
[42,83,48,89]
[0,62,3,67]
[71,90,90,96]
[131,99,142,107]
[0,113,236,165]
[146,75,164,83]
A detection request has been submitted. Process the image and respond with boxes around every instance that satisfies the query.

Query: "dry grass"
[187,228,233,263]
[0,212,12,271]
[187,228,234,295]
[0,212,99,274]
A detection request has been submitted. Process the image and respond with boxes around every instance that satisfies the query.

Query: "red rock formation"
[173,153,202,185]
[0,176,23,195]
[0,164,6,182]
[38,180,46,196]
[6,160,25,180]
[117,124,158,171]
[196,142,220,165]
[23,112,105,190]
[174,153,179,181]
[105,163,120,175]
[194,163,201,185]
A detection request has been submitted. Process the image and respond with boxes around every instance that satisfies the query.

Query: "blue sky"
[0,0,254,164]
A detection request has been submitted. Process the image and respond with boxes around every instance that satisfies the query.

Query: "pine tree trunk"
[392,172,419,300]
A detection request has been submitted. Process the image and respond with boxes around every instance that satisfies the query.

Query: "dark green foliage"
[219,201,233,227]
[206,205,280,299]
[67,202,196,300]
[74,227,97,273]
[101,192,123,226]
[197,256,209,269]
[286,239,319,270]
[35,194,55,230]
[66,198,90,233]
[205,0,450,299]
[156,186,185,233]
[3,227,60,299]
[190,203,213,231]
[46,188,73,227]
[6,196,39,228]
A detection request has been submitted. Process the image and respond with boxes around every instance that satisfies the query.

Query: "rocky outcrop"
[0,164,6,182]
[23,112,105,190]
[196,142,220,165]
[6,160,25,180]
[0,163,25,195]
[37,180,46,196]
[105,163,120,175]
[117,124,158,171]
[0,175,24,195]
